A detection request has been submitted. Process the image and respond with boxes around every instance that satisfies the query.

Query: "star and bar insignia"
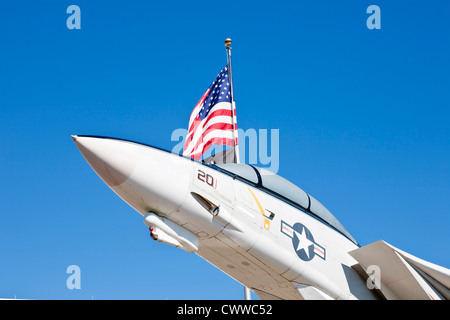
[281,221,326,261]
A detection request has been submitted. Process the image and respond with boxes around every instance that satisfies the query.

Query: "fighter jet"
[72,135,450,300]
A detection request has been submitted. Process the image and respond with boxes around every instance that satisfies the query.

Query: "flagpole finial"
[225,38,232,47]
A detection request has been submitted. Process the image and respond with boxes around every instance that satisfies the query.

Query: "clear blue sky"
[0,1,449,299]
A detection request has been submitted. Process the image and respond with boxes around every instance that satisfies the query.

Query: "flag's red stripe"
[187,89,210,133]
[202,109,233,129]
[184,109,233,152]
[185,105,232,149]
[184,116,202,149]
[187,124,235,155]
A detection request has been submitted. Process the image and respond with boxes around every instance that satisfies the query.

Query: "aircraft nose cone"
[72,135,136,187]
[72,135,193,217]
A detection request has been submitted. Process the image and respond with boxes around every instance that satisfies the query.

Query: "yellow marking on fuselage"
[247,188,270,230]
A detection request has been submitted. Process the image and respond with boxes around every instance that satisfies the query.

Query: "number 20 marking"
[197,170,217,189]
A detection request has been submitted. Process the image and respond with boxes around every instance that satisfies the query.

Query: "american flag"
[182,66,238,160]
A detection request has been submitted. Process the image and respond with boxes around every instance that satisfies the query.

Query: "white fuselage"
[72,135,378,300]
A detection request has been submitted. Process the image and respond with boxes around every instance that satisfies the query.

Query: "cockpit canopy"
[211,163,357,244]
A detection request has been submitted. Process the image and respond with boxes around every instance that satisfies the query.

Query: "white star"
[293,229,314,259]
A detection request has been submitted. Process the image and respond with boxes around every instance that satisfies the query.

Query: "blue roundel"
[292,223,316,261]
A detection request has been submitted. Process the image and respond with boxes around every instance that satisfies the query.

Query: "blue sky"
[0,1,449,299]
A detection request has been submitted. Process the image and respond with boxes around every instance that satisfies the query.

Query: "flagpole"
[225,38,240,164]
[226,39,250,301]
